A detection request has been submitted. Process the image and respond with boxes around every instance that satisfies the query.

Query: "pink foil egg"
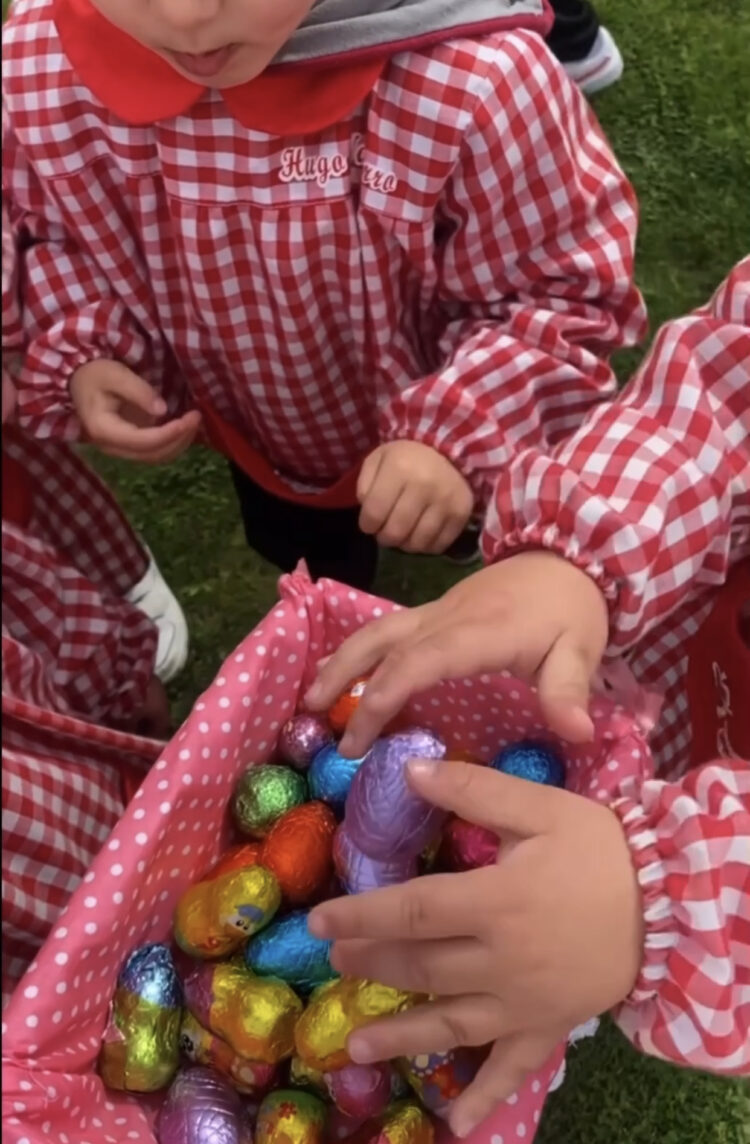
[438,816,498,872]
[326,1063,392,1120]
[278,714,333,772]
[156,1066,254,1144]
[344,729,447,862]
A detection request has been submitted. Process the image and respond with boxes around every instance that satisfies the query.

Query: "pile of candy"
[98,679,565,1144]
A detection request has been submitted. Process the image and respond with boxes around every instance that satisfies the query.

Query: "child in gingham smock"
[307,259,750,1136]
[3,0,646,589]
[2,202,173,1004]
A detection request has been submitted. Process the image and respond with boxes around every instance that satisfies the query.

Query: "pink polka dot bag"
[2,569,659,1144]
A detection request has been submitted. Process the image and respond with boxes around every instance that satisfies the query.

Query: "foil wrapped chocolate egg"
[399,1048,481,1118]
[208,842,263,880]
[261,801,336,906]
[278,714,334,771]
[157,1066,254,1144]
[289,1055,328,1096]
[256,1089,327,1144]
[99,942,182,1092]
[233,764,308,839]
[184,961,303,1064]
[308,744,369,815]
[333,826,417,895]
[174,865,281,959]
[437,816,498,872]
[346,1101,434,1144]
[491,740,566,787]
[326,1063,392,1121]
[328,677,370,733]
[245,910,335,993]
[295,977,421,1072]
[180,1010,277,1096]
[344,729,447,861]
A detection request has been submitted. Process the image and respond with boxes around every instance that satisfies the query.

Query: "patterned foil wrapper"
[180,1010,277,1096]
[246,910,336,993]
[184,960,303,1064]
[261,801,336,906]
[295,977,422,1072]
[278,714,334,771]
[326,1062,392,1120]
[308,744,369,815]
[333,826,417,894]
[99,942,182,1093]
[346,1101,435,1144]
[233,764,308,839]
[490,740,566,787]
[256,1088,327,1144]
[174,864,281,959]
[157,1066,254,1144]
[344,729,447,861]
[399,1047,481,1118]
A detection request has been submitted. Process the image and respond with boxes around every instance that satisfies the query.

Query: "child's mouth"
[167,45,237,79]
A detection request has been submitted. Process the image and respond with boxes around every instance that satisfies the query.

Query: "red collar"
[54,0,386,135]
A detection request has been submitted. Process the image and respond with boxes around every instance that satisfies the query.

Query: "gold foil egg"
[256,1089,327,1144]
[179,1010,278,1096]
[294,977,421,1072]
[184,960,303,1064]
[174,865,281,959]
[99,943,182,1093]
[289,1055,328,1096]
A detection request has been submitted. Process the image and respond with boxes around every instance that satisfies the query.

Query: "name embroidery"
[278,134,398,193]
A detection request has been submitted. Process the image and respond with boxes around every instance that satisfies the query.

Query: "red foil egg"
[438,816,498,872]
[208,843,263,880]
[261,802,337,905]
[328,677,369,733]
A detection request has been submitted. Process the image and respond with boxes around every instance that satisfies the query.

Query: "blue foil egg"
[490,740,566,787]
[308,744,369,814]
[245,910,336,993]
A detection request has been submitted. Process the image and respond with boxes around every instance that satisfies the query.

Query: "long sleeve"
[481,257,750,650]
[611,761,750,1074]
[379,32,647,508]
[2,116,176,440]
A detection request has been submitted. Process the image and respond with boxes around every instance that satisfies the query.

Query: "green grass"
[10,0,750,1137]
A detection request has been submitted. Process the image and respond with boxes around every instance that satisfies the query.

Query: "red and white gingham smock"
[3,0,646,503]
[484,259,750,1074]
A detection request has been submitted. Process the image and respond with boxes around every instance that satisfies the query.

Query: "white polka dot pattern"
[1,570,653,1144]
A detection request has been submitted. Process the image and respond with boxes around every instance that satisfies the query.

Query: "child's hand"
[70,360,201,463]
[357,441,473,554]
[306,552,608,754]
[309,761,643,1138]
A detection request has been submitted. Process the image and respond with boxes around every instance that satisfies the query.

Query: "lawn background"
[5,0,750,1139]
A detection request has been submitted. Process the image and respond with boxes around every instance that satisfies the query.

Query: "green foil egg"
[232,764,308,839]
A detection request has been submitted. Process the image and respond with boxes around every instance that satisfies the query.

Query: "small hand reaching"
[70,360,201,463]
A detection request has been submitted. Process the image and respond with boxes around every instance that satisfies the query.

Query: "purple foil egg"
[156,1066,254,1144]
[344,729,447,861]
[333,827,417,894]
[278,715,333,772]
[326,1063,392,1120]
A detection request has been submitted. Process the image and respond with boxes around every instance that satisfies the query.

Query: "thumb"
[100,362,166,418]
[406,760,560,839]
[537,634,597,744]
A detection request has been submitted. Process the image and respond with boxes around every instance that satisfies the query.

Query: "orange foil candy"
[261,802,336,906]
[328,677,369,733]
[207,842,263,880]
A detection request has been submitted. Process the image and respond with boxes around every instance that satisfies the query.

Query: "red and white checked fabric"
[3,0,646,505]
[2,700,161,1008]
[484,258,750,1073]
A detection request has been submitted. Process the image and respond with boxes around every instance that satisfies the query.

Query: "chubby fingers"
[536,633,598,744]
[448,1029,564,1139]
[94,409,202,462]
[330,936,484,997]
[346,994,504,1065]
[308,868,495,943]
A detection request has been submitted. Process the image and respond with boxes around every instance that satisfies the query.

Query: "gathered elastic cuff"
[610,791,681,1006]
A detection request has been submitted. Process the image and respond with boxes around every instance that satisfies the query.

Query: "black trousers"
[547,0,600,63]
[229,462,378,590]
